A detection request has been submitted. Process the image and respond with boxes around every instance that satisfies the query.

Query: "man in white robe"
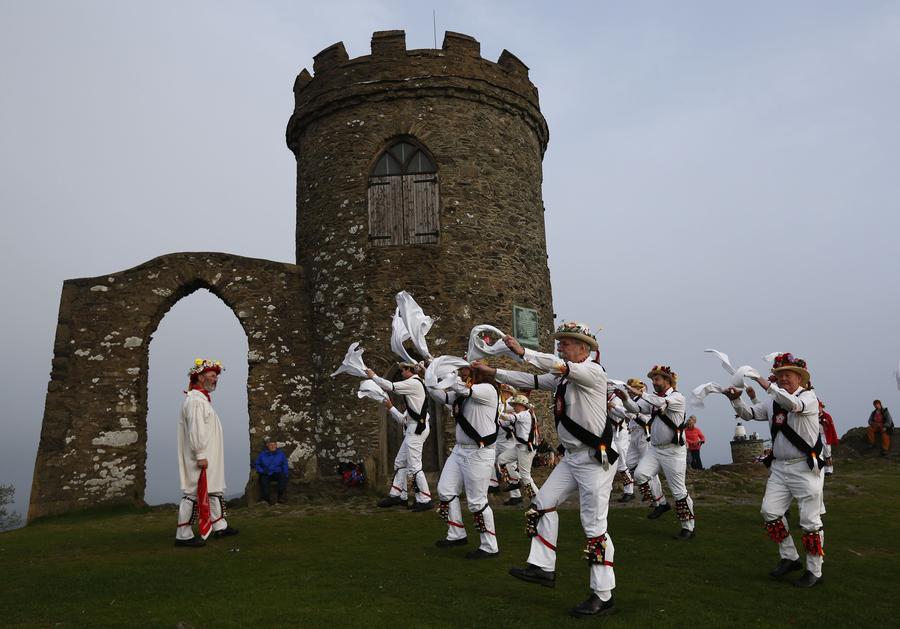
[611,379,665,508]
[498,394,540,500]
[175,359,239,546]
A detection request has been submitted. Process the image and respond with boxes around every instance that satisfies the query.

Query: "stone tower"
[28,30,554,520]
[286,30,554,469]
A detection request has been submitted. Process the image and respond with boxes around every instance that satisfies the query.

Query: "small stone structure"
[29,30,554,520]
[730,436,767,464]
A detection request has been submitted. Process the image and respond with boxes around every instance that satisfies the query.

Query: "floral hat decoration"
[509,394,532,409]
[770,353,810,386]
[188,358,223,378]
[626,378,646,390]
[551,321,599,351]
[647,365,677,385]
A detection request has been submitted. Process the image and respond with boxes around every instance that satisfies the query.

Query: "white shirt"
[496,347,608,453]
[500,409,534,443]
[623,387,686,447]
[373,374,428,435]
[732,385,820,461]
[432,382,499,446]
[178,389,226,494]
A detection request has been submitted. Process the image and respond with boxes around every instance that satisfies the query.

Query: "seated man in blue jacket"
[255,437,289,504]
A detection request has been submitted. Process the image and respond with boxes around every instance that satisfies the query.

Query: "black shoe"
[673,528,695,541]
[411,500,434,512]
[435,537,468,548]
[213,526,239,538]
[504,497,524,506]
[509,563,556,588]
[465,548,500,559]
[377,496,405,508]
[617,493,635,503]
[793,570,823,588]
[648,503,671,519]
[569,593,615,618]
[174,537,206,548]
[488,485,502,495]
[770,558,803,578]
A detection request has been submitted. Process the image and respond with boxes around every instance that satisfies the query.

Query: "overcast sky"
[2,1,898,518]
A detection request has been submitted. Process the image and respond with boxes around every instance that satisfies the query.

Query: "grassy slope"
[1,459,898,628]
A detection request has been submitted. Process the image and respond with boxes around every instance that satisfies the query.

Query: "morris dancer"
[476,321,618,618]
[491,384,523,505]
[175,359,239,547]
[606,393,634,502]
[429,365,500,559]
[498,394,540,502]
[612,379,665,507]
[366,363,433,511]
[721,353,825,587]
[623,365,696,540]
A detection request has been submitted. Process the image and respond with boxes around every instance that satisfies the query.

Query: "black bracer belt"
[407,379,429,435]
[766,402,824,470]
[554,382,618,465]
[649,408,685,446]
[453,394,499,448]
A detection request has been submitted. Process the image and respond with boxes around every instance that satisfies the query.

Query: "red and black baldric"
[405,378,430,435]
[452,388,499,447]
[647,399,685,446]
[763,400,824,470]
[553,381,618,465]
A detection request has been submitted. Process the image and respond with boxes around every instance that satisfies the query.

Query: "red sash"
[197,468,212,539]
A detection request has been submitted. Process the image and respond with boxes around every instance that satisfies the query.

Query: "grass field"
[2,457,898,628]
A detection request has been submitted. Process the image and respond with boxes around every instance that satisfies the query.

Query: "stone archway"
[28,252,316,520]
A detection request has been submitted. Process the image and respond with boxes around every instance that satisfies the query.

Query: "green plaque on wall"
[512,306,540,349]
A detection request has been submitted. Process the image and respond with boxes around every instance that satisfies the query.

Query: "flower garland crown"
[188,358,223,376]
[772,353,807,370]
[648,365,677,381]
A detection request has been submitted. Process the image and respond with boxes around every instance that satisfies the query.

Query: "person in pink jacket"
[684,416,706,470]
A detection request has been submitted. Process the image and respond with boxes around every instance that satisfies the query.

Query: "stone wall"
[286,31,556,470]
[730,438,766,464]
[28,252,315,520]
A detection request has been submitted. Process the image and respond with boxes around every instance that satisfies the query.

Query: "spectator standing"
[684,416,706,470]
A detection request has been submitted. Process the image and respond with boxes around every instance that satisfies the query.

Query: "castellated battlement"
[287,30,548,155]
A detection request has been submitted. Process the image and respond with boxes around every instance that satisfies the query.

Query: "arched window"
[367,139,440,246]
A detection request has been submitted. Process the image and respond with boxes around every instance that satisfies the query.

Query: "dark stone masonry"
[29,31,555,520]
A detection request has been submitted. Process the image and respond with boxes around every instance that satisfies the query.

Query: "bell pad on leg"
[583,534,612,566]
[765,517,789,543]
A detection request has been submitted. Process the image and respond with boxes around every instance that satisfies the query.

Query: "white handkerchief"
[730,365,761,389]
[763,351,787,362]
[467,324,518,361]
[704,348,736,375]
[331,342,369,379]
[608,379,630,392]
[390,308,416,364]
[396,291,434,360]
[690,382,725,408]
[357,380,389,403]
[424,355,470,390]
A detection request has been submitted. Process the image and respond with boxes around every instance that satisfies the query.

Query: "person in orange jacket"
[684,416,706,470]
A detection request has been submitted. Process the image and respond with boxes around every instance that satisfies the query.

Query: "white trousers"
[627,431,663,506]
[437,445,498,553]
[528,448,617,600]
[492,437,521,498]
[388,427,432,503]
[761,459,826,577]
[498,443,539,498]
[635,444,694,531]
[614,428,633,495]
[176,493,228,540]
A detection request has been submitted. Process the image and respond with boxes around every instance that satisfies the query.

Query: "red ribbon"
[197,468,212,539]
